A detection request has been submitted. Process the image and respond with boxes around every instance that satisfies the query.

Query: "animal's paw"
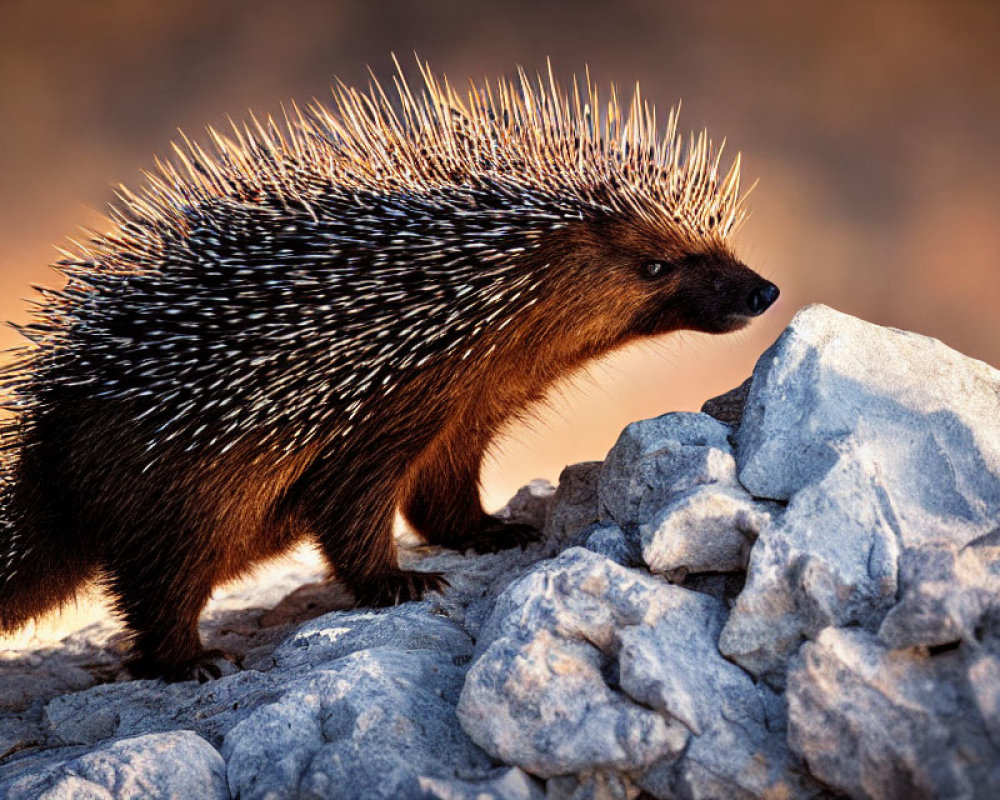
[450,517,543,554]
[354,569,449,607]
[126,649,239,683]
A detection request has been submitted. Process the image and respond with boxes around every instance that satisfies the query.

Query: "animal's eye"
[642,260,670,279]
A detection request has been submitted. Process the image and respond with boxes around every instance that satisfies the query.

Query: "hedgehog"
[0,60,778,681]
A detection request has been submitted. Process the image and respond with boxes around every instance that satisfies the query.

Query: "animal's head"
[524,210,778,362]
[561,214,778,342]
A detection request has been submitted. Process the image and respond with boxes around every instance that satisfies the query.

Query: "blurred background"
[1,0,997,512]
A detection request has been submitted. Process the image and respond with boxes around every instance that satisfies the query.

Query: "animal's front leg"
[401,422,541,553]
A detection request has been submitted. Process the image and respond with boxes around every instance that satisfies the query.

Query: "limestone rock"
[495,478,557,532]
[544,462,603,542]
[599,411,773,578]
[787,627,1000,799]
[223,648,542,800]
[0,731,227,800]
[598,412,735,531]
[458,548,816,797]
[638,486,768,576]
[721,305,1000,684]
[700,376,752,427]
[254,601,474,673]
[582,523,640,567]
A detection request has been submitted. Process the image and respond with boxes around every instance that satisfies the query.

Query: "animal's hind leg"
[401,423,540,553]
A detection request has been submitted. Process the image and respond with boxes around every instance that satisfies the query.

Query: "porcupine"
[0,61,778,681]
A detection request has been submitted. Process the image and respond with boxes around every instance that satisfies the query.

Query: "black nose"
[747,282,779,316]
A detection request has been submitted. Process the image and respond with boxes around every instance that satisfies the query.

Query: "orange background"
[1,0,998,510]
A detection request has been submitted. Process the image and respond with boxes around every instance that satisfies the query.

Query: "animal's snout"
[747,282,779,316]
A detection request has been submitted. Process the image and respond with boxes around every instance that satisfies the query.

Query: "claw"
[125,648,238,683]
[354,569,449,607]
[451,517,543,554]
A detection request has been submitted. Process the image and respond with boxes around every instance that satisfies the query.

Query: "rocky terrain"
[2,304,999,799]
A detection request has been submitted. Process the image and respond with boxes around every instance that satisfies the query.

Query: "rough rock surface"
[2,304,999,800]
[457,548,807,798]
[723,305,1000,687]
[1,731,229,799]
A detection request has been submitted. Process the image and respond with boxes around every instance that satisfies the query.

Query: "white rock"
[787,627,1000,799]
[223,648,541,800]
[582,523,639,567]
[638,486,768,576]
[598,413,735,530]
[544,462,603,542]
[722,304,1000,682]
[0,731,227,800]
[599,412,774,577]
[458,549,815,797]
[257,601,473,672]
[496,478,557,531]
